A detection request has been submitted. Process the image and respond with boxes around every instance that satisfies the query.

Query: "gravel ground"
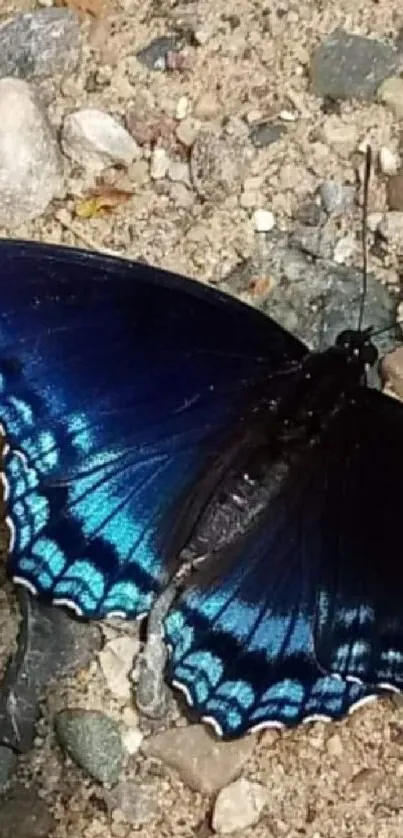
[2,1,403,837]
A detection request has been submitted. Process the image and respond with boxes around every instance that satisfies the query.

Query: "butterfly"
[1,237,403,739]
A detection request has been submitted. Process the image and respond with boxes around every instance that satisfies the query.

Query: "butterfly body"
[1,239,403,738]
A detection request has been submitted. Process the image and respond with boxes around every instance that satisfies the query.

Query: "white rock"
[333,232,356,264]
[61,108,140,172]
[253,209,275,232]
[378,76,403,119]
[367,211,384,232]
[379,146,400,176]
[167,160,190,184]
[99,636,139,701]
[0,77,63,227]
[378,211,403,246]
[150,147,169,180]
[175,95,190,120]
[122,726,143,755]
[212,778,268,834]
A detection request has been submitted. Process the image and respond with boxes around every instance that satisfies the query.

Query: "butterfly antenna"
[357,145,372,332]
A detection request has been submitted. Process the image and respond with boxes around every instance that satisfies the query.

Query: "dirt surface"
[2,1,403,837]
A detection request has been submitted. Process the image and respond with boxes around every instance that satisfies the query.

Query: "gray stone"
[0,746,17,788]
[221,228,398,368]
[0,9,81,81]
[0,786,54,838]
[142,724,257,793]
[0,78,63,227]
[105,781,157,825]
[319,181,355,215]
[55,709,123,784]
[190,120,253,201]
[0,589,101,754]
[136,36,181,71]
[311,28,401,100]
[249,120,287,148]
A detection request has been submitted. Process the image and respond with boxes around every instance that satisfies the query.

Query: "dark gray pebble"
[295,200,324,227]
[311,28,402,100]
[0,745,18,789]
[249,121,287,148]
[0,9,81,81]
[136,36,182,70]
[0,786,54,838]
[0,590,101,754]
[55,709,123,784]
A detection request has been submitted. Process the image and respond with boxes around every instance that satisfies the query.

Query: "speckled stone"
[311,28,401,100]
[55,709,123,784]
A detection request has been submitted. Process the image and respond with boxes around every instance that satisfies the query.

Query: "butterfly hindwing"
[164,418,377,738]
[313,386,403,689]
[0,239,306,618]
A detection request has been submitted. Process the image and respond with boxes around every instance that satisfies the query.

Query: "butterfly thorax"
[183,328,378,564]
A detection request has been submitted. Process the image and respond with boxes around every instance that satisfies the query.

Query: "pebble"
[99,635,139,701]
[333,232,356,264]
[175,95,190,120]
[194,92,222,120]
[249,120,287,149]
[253,209,275,233]
[142,724,257,793]
[167,159,190,184]
[150,147,170,180]
[378,211,403,247]
[105,781,157,825]
[55,709,123,784]
[0,9,81,80]
[311,28,401,100]
[379,146,400,177]
[319,181,355,215]
[296,199,324,227]
[0,786,54,838]
[122,725,143,756]
[0,77,63,227]
[61,109,140,173]
[190,121,252,201]
[0,745,17,788]
[382,347,403,399]
[387,173,403,210]
[176,117,199,148]
[377,76,403,119]
[212,778,268,834]
[326,733,344,757]
[193,21,216,46]
[169,182,194,208]
[321,117,358,157]
[136,36,181,71]
[367,211,384,232]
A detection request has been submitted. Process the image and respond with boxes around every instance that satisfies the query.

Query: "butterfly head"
[335,328,378,368]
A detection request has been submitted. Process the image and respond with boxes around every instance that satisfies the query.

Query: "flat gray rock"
[311,28,402,100]
[0,9,81,80]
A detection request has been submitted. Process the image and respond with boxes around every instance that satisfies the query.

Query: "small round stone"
[253,209,275,232]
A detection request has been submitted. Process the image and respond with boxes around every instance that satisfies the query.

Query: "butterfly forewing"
[0,239,305,620]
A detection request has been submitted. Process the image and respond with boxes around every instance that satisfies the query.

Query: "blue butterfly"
[1,239,402,738]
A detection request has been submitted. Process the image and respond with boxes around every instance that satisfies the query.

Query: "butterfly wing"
[0,239,306,618]
[313,387,403,689]
[164,425,377,738]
